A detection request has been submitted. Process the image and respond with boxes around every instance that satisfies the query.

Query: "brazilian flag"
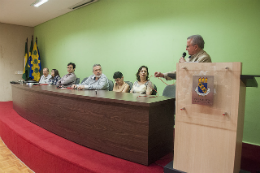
[29,42,41,81]
[22,40,29,80]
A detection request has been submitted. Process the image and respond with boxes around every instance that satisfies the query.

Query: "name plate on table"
[192,75,214,105]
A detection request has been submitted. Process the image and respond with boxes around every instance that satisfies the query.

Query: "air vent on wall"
[69,0,98,10]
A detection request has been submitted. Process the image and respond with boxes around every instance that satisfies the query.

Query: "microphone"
[182,52,187,58]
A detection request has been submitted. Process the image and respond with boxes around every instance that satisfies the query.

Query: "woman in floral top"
[130,65,153,95]
[49,69,61,85]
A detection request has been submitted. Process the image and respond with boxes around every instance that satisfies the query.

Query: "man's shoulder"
[88,74,95,79]
[202,51,211,60]
[101,74,108,79]
[202,50,210,57]
[60,73,68,79]
[196,50,211,62]
[39,75,44,82]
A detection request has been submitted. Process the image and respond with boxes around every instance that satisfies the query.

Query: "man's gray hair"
[187,35,205,49]
[43,67,49,72]
[93,64,101,68]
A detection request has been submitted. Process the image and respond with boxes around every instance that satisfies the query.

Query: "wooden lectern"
[173,62,246,173]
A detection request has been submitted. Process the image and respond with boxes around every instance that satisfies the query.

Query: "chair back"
[162,85,176,98]
[108,80,114,91]
[81,77,88,84]
[151,84,157,95]
[163,85,176,125]
[124,81,133,92]
[75,78,80,84]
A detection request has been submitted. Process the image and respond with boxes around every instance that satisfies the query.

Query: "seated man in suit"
[56,62,77,87]
[72,64,109,90]
[154,35,211,80]
[39,68,52,84]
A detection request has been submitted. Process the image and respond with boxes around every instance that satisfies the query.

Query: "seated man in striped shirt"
[72,64,109,90]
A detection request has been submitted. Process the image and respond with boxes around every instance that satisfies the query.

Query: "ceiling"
[0,0,89,27]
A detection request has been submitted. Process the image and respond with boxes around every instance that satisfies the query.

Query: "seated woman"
[113,71,130,93]
[130,66,153,95]
[49,69,61,85]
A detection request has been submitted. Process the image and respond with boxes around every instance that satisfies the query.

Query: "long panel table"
[12,84,175,165]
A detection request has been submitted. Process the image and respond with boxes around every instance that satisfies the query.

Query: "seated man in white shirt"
[39,68,52,84]
[72,64,109,90]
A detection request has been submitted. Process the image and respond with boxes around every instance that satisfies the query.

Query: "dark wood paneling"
[241,143,260,173]
[12,84,174,165]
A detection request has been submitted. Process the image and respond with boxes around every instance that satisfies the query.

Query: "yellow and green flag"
[29,41,41,81]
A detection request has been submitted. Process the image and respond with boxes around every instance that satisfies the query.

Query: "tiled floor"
[0,138,34,173]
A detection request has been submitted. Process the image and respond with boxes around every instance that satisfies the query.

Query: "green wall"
[35,0,260,145]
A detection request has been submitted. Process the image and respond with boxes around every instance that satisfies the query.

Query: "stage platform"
[0,101,259,173]
[0,101,172,173]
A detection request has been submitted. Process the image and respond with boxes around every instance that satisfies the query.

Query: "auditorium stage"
[0,100,259,172]
[0,101,173,173]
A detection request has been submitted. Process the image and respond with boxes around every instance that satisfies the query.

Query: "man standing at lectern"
[154,35,212,80]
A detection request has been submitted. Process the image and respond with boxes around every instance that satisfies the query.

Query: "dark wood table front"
[12,84,175,165]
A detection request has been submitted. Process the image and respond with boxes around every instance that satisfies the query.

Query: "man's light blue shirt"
[80,74,109,90]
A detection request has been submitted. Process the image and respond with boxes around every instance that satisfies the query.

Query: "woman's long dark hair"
[136,66,149,82]
[51,69,60,79]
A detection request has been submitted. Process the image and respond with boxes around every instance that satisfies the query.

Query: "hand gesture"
[179,57,186,63]
[154,72,164,78]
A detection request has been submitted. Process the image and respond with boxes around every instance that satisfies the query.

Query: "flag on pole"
[28,37,33,80]
[22,39,29,80]
[30,41,41,81]
[36,38,42,74]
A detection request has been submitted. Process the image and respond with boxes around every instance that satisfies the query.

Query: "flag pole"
[26,37,28,55]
